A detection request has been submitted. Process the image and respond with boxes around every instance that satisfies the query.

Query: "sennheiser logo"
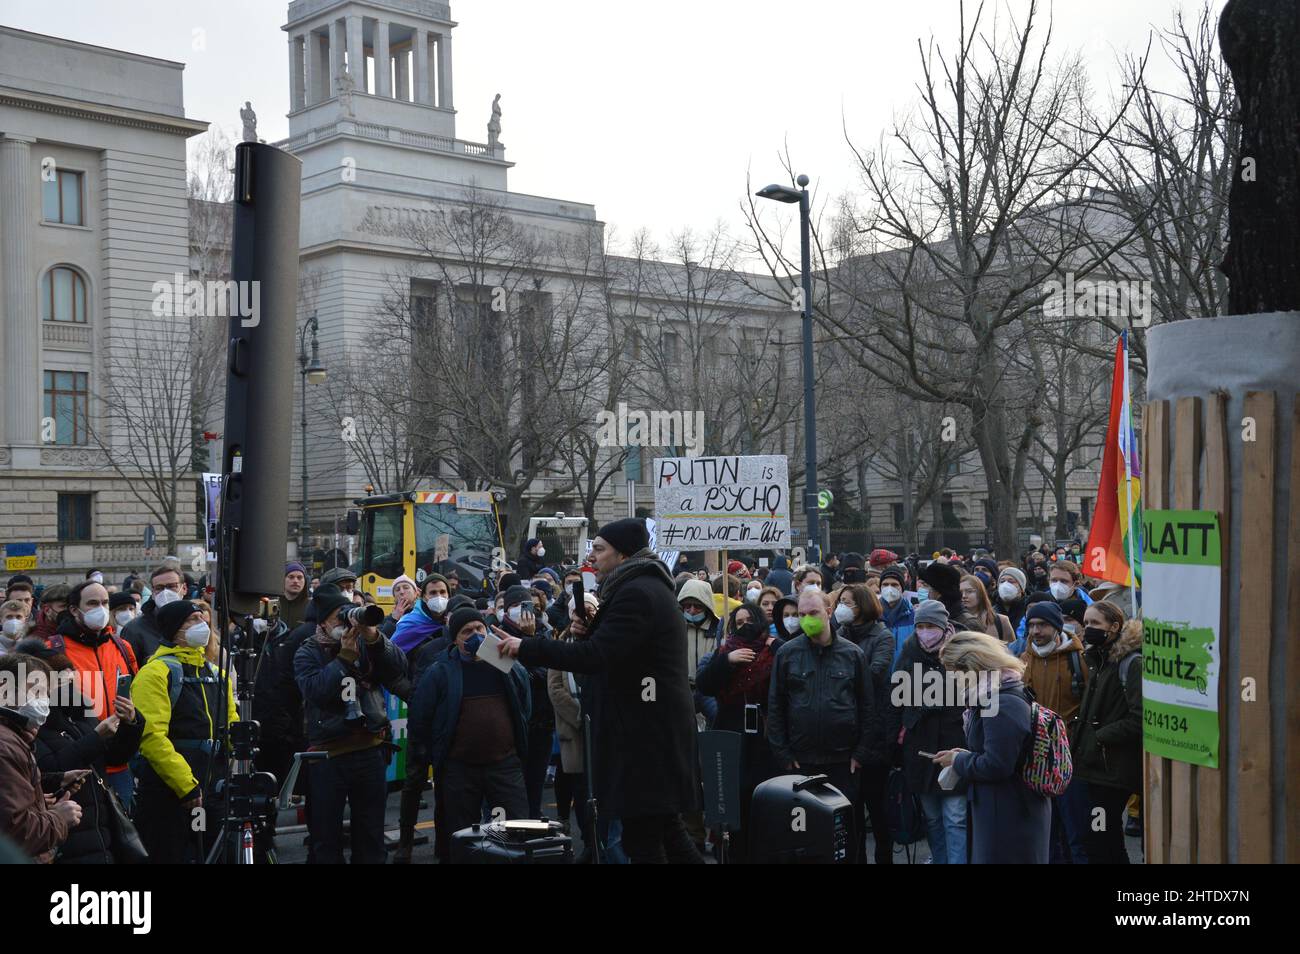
[49,885,151,934]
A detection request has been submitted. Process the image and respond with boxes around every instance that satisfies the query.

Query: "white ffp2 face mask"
[833,604,855,624]
[81,606,110,632]
[183,621,211,648]
[782,616,801,634]
[153,588,181,608]
[114,611,134,629]
[1049,581,1072,600]
[427,596,448,615]
[997,581,1019,602]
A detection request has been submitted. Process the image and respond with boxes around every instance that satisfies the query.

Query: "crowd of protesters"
[0,535,1142,864]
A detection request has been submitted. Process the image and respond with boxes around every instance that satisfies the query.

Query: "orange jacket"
[47,620,138,721]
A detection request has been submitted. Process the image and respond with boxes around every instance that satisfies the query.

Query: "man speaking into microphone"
[495,518,703,863]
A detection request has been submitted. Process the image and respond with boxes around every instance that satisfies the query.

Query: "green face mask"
[799,615,824,638]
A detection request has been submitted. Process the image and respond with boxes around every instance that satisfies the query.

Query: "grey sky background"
[0,0,1213,254]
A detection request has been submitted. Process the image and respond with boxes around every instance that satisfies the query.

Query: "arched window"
[40,266,88,323]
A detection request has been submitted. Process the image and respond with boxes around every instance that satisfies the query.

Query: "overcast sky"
[1,0,1212,252]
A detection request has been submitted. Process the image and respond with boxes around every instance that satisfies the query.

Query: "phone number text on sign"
[653,455,790,551]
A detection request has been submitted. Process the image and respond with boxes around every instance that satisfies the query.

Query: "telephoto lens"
[340,603,385,627]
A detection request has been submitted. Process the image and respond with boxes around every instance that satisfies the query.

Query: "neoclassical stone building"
[0,26,207,583]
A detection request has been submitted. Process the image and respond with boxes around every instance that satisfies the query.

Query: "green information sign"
[1140,509,1221,768]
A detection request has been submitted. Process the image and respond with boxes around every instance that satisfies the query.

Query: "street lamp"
[298,311,327,555]
[757,173,820,561]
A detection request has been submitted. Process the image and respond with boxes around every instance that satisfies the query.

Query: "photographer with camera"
[293,584,407,864]
[130,600,236,864]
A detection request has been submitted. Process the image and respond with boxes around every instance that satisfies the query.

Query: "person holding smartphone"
[0,652,83,862]
[694,601,782,862]
[18,638,143,863]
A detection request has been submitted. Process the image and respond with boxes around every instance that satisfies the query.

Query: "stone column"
[0,135,39,453]
[306,30,324,105]
[329,19,345,96]
[289,34,306,112]
[414,28,430,104]
[437,32,453,109]
[395,43,410,101]
[346,14,365,91]
[374,20,391,98]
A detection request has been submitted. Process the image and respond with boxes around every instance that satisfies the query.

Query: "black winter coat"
[33,696,144,864]
[294,634,407,746]
[1071,624,1143,791]
[515,553,699,819]
[120,600,165,668]
[889,634,968,795]
[251,620,298,743]
[501,617,554,730]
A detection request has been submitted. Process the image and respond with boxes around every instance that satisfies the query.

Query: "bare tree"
[362,188,613,550]
[1077,1,1235,374]
[90,318,216,553]
[187,128,235,473]
[747,0,1142,558]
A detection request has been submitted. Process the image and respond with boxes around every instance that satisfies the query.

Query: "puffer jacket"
[294,630,408,747]
[1071,621,1142,791]
[767,633,881,767]
[882,596,916,668]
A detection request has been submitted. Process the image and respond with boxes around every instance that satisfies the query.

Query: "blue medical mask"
[683,610,706,625]
[916,586,930,601]
[462,633,484,658]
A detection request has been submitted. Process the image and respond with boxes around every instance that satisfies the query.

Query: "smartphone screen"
[744,704,760,734]
[917,750,939,759]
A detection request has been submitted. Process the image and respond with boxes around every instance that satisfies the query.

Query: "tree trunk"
[1054,455,1070,539]
[930,493,945,550]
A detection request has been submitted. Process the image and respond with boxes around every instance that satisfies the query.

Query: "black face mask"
[734,621,765,645]
[1083,626,1110,646]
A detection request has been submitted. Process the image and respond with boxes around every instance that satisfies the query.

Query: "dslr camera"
[338,603,385,628]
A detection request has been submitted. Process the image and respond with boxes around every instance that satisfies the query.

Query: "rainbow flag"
[1085,332,1142,587]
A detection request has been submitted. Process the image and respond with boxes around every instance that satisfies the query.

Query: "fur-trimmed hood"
[1107,619,1143,663]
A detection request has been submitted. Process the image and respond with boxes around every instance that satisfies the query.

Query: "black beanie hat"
[497,573,522,592]
[503,585,533,609]
[595,518,649,557]
[157,600,201,643]
[447,606,484,642]
[109,592,136,611]
[446,594,476,615]
[880,565,906,586]
[1025,600,1064,632]
[312,584,352,624]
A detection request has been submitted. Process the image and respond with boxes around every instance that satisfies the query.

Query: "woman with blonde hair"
[933,629,1051,864]
[959,573,1014,643]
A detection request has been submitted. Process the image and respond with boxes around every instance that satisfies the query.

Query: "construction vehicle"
[348,490,508,609]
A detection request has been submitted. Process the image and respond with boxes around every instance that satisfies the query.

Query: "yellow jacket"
[131,643,238,798]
